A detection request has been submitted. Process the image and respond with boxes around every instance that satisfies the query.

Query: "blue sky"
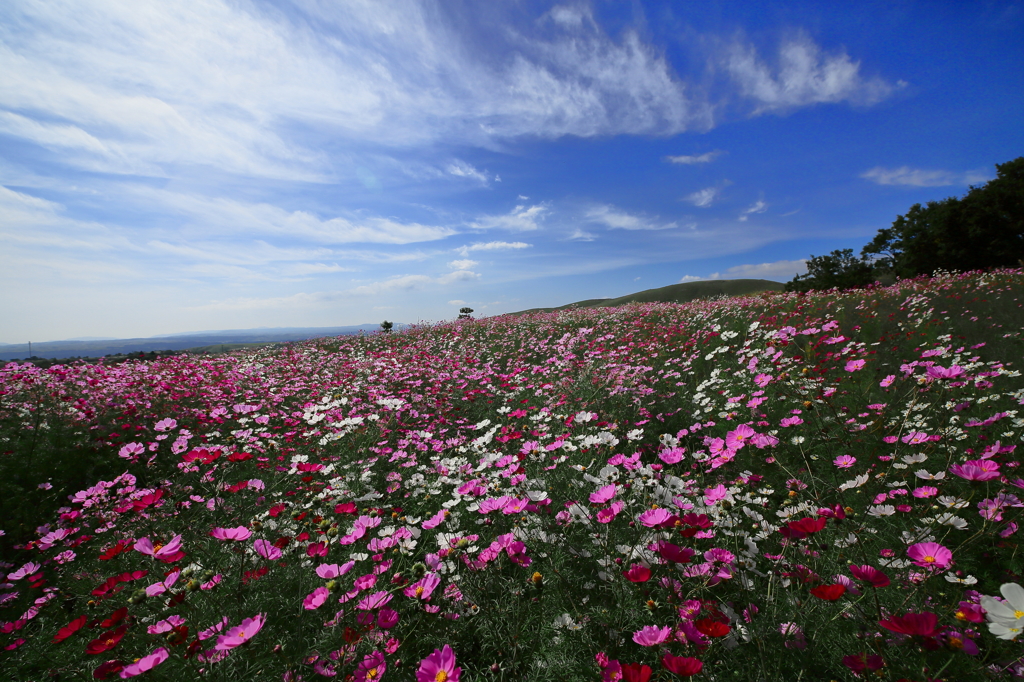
[1,0,1022,343]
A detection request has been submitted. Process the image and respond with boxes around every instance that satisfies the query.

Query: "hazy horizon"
[2,0,1021,344]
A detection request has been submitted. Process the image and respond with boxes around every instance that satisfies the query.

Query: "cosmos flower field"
[2,269,1024,681]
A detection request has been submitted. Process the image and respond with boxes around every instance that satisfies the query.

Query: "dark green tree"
[458,307,474,320]
[862,157,1024,277]
[380,320,393,334]
[785,249,875,293]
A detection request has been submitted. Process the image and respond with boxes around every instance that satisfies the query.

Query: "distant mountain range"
[0,325,389,361]
[510,278,784,315]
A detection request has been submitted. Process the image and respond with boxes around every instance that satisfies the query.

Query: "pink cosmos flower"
[949,460,1001,481]
[416,644,461,682]
[354,651,387,682]
[632,625,672,646]
[154,418,177,432]
[590,484,617,504]
[134,535,183,560]
[637,508,672,527]
[423,509,449,529]
[377,608,400,629]
[596,500,624,524]
[210,526,252,542]
[907,542,953,569]
[316,562,354,579]
[119,647,169,678]
[658,447,685,464]
[215,613,265,650]
[780,416,803,427]
[254,539,282,560]
[833,455,857,468]
[622,564,652,583]
[405,573,442,601]
[354,573,377,591]
[845,359,866,372]
[6,562,40,581]
[703,484,729,506]
[912,486,938,498]
[880,375,896,387]
[303,587,329,610]
[725,424,755,450]
[357,591,393,611]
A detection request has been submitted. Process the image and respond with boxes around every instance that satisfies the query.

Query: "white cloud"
[585,204,677,230]
[725,34,896,114]
[665,151,723,165]
[860,166,992,187]
[678,274,703,283]
[447,159,491,185]
[471,203,548,231]
[706,259,807,281]
[447,259,478,270]
[686,187,720,208]
[447,299,466,306]
[567,228,597,241]
[738,200,768,221]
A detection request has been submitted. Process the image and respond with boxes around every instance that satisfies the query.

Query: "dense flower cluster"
[1,268,1023,680]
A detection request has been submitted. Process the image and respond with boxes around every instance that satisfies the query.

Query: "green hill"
[509,278,784,315]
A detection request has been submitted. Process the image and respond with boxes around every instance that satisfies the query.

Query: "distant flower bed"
[2,268,1023,680]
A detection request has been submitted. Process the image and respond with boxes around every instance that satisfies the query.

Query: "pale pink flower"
[210,526,252,541]
[880,375,896,387]
[254,539,282,560]
[119,647,169,678]
[303,587,329,610]
[638,508,672,527]
[589,484,617,504]
[845,359,866,372]
[147,615,186,635]
[134,535,182,560]
[357,591,394,611]
[833,455,857,469]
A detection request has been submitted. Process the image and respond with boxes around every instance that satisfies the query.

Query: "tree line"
[786,156,1024,292]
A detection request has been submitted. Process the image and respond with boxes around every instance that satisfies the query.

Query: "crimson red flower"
[849,564,890,588]
[623,564,652,583]
[780,517,828,539]
[335,502,358,514]
[226,451,252,462]
[662,654,703,676]
[86,625,129,655]
[810,583,846,601]
[621,662,653,682]
[842,652,884,674]
[879,612,942,637]
[98,541,131,561]
[53,615,87,643]
[655,541,694,564]
[99,607,128,629]
[695,618,730,637]
[92,660,124,679]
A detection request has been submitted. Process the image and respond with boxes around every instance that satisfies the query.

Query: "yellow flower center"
[435,672,448,682]
[1015,610,1024,619]
[367,667,379,680]
[923,555,935,563]
[948,637,963,649]
[415,586,424,597]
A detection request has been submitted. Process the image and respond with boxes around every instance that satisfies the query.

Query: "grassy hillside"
[512,278,785,314]
[1,269,1022,681]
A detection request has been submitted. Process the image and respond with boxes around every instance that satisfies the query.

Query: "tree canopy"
[787,157,1024,292]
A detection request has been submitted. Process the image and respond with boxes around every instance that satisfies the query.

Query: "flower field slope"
[2,269,1024,681]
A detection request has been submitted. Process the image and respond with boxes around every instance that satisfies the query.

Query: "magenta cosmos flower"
[210,526,252,541]
[215,613,266,651]
[632,625,672,646]
[416,644,461,682]
[404,573,442,600]
[134,535,183,560]
[949,460,1001,481]
[354,650,387,682]
[907,542,953,569]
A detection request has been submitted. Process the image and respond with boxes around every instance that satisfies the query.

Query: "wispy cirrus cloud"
[860,166,992,187]
[664,150,723,165]
[585,204,677,230]
[738,200,767,221]
[686,187,720,208]
[471,203,549,231]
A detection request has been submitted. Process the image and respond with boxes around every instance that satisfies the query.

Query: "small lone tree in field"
[458,307,474,320]
[380,320,393,334]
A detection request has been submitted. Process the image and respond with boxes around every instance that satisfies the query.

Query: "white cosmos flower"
[981,583,1024,633]
[867,505,896,517]
[944,572,977,585]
